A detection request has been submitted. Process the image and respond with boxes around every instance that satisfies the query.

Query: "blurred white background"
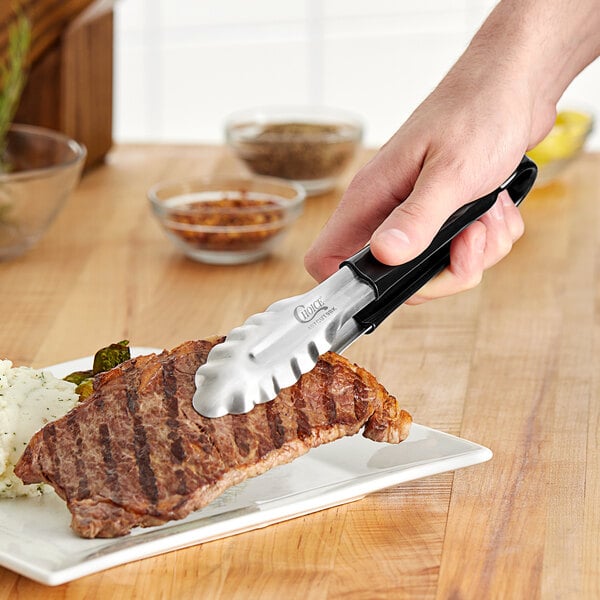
[113,0,600,149]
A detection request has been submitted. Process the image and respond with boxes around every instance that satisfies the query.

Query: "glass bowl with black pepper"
[148,175,305,264]
[225,106,363,196]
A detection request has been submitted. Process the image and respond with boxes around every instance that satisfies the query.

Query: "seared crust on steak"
[15,338,411,538]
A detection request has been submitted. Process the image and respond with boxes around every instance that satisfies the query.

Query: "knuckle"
[484,232,512,268]
[303,249,321,279]
[465,268,484,290]
[347,168,372,195]
[397,199,428,223]
[454,263,483,292]
[512,217,525,240]
[393,201,431,244]
[497,233,513,258]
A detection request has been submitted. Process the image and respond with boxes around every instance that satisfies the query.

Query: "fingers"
[406,221,486,305]
[304,146,424,281]
[481,190,525,268]
[304,88,529,289]
[407,192,524,304]
[369,176,458,266]
[369,153,502,266]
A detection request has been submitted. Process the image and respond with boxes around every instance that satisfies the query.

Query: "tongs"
[193,156,537,417]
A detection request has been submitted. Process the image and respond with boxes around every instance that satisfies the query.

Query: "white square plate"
[0,350,492,586]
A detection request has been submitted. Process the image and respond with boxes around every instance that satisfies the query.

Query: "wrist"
[450,0,599,145]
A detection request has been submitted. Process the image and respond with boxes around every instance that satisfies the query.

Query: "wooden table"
[1,145,599,598]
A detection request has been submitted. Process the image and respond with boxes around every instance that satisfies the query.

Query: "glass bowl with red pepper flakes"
[148,176,305,264]
[225,106,363,196]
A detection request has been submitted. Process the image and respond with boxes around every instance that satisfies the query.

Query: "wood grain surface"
[0,145,599,598]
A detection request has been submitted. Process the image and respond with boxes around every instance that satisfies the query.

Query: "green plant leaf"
[0,4,32,168]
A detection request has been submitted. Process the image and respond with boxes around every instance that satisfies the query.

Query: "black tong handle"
[341,155,538,332]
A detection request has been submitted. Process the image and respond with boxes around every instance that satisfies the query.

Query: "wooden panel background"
[1,0,114,167]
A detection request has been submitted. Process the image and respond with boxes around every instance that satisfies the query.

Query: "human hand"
[302,0,600,303]
[305,66,554,304]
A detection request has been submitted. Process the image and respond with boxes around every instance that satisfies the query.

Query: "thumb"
[370,166,475,265]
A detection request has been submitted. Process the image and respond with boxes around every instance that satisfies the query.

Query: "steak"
[15,337,411,538]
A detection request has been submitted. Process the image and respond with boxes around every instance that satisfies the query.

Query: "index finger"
[304,146,423,281]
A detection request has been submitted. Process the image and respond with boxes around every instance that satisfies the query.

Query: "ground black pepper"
[230,122,359,181]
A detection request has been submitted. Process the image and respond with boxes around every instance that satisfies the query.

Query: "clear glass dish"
[0,124,86,260]
[225,106,363,196]
[148,175,305,264]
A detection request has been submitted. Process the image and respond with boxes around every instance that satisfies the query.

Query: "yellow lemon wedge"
[527,110,593,168]
[555,110,593,135]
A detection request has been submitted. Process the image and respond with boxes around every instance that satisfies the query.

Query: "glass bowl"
[225,106,363,196]
[527,109,594,187]
[148,176,306,264]
[0,124,86,260]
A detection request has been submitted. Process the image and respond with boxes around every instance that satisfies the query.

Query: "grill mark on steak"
[249,405,278,458]
[196,413,235,480]
[126,382,159,505]
[42,424,62,488]
[292,379,312,440]
[169,437,186,463]
[65,412,91,500]
[232,418,251,457]
[163,358,191,497]
[162,360,186,464]
[353,378,370,423]
[297,360,333,430]
[266,401,285,449]
[194,420,218,457]
[321,360,337,424]
[99,422,120,498]
[173,469,188,497]
[15,339,412,538]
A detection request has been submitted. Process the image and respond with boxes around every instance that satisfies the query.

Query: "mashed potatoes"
[0,359,79,498]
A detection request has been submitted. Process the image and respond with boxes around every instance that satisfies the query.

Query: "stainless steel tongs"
[192,156,538,418]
